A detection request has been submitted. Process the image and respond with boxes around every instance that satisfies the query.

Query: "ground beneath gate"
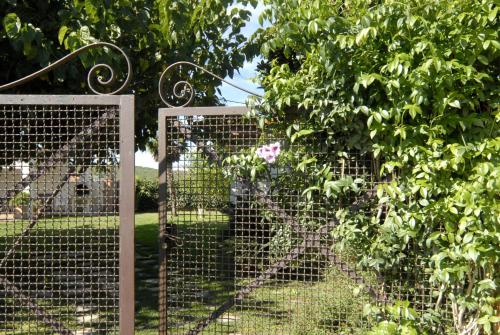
[135,212,368,335]
[0,213,367,334]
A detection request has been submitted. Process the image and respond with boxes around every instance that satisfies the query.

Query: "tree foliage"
[136,177,159,212]
[232,0,499,333]
[0,0,257,148]
[136,160,229,213]
[184,153,231,209]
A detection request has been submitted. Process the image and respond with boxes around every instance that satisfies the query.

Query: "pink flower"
[256,142,281,163]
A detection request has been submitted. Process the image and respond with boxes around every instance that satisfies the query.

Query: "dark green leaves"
[1,0,255,148]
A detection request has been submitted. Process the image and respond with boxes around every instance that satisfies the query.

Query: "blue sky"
[135,3,265,169]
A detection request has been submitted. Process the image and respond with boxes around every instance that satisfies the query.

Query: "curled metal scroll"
[0,42,131,95]
[159,61,263,108]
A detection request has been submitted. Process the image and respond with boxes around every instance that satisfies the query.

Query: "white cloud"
[135,150,158,169]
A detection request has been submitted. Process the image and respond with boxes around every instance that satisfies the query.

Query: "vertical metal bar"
[119,95,135,335]
[158,111,168,335]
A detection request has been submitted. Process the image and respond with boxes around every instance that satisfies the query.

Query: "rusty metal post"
[119,95,135,335]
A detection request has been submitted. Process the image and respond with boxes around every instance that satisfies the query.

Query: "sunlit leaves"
[251,0,500,333]
[58,26,69,45]
[2,12,20,38]
[355,27,377,46]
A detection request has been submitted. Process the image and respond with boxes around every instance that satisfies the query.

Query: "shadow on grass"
[134,219,160,334]
[0,213,375,335]
[0,223,119,335]
[161,210,374,335]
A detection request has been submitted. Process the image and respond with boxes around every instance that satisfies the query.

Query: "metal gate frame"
[155,61,388,334]
[158,106,248,334]
[157,106,385,334]
[0,43,135,335]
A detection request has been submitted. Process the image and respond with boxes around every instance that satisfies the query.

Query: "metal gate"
[0,43,134,335]
[158,104,387,334]
[156,59,450,334]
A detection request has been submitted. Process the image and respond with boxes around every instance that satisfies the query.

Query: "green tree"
[0,0,258,216]
[230,0,499,333]
[0,0,258,148]
[136,177,159,212]
[185,151,230,211]
[0,2,257,330]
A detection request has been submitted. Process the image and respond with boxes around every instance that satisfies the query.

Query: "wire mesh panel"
[159,108,385,335]
[0,95,134,335]
[230,153,381,335]
[159,108,256,335]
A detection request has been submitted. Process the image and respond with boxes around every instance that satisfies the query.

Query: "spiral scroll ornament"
[158,61,263,108]
[0,42,131,95]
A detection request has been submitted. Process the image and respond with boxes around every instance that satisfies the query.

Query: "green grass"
[149,212,370,335]
[135,212,160,249]
[1,212,370,335]
[135,212,160,335]
[135,166,158,182]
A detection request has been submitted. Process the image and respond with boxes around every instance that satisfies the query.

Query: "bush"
[229,0,499,333]
[135,177,159,213]
[136,165,231,213]
[8,192,30,207]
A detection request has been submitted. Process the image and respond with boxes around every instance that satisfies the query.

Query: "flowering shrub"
[230,0,499,333]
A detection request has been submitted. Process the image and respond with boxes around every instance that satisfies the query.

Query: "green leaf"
[463,232,473,244]
[448,100,461,108]
[403,104,422,119]
[58,26,69,45]
[3,13,21,38]
[478,279,496,292]
[488,6,498,22]
[491,40,500,50]
[419,199,429,206]
[291,129,314,143]
[84,0,99,22]
[377,186,384,199]
[401,325,418,335]
[477,55,489,65]
[355,28,370,45]
[489,316,500,323]
[308,21,319,34]
[478,314,491,325]
[426,231,441,247]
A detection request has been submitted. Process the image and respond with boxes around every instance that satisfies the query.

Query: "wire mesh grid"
[160,113,257,335]
[160,111,444,334]
[0,103,120,334]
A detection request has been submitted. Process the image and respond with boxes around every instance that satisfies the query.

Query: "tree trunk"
[197,206,204,218]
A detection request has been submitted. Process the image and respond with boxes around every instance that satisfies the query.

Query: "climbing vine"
[228,0,499,333]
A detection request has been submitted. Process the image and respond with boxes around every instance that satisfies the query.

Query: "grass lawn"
[135,212,160,335]
[1,212,369,335]
[136,212,369,335]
